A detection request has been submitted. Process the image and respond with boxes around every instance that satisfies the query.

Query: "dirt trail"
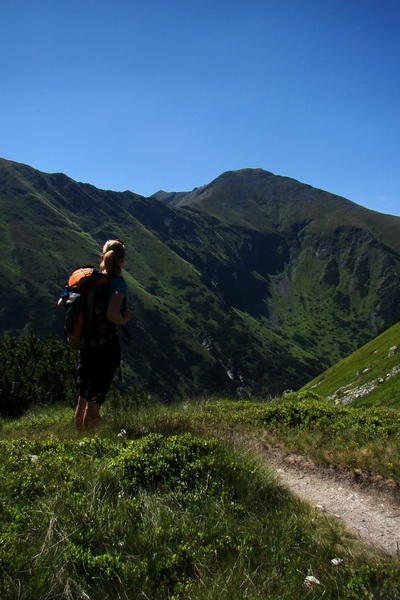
[220,429,400,556]
[264,446,400,556]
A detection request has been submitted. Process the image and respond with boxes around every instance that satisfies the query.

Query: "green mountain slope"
[301,320,400,409]
[1,158,400,399]
[155,169,400,360]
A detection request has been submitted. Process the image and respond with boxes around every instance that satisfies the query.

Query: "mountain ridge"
[1,157,400,399]
[155,168,400,251]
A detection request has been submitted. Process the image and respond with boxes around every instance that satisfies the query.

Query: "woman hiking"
[58,239,131,430]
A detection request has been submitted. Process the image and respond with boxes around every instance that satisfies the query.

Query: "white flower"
[304,575,322,587]
[78,441,86,447]
[30,455,40,464]
[331,558,344,566]
[117,428,127,438]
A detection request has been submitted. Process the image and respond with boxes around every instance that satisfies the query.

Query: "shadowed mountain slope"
[2,159,400,399]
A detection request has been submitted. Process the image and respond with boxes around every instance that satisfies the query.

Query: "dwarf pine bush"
[0,331,76,416]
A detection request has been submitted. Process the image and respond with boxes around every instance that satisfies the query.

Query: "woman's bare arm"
[106,291,132,324]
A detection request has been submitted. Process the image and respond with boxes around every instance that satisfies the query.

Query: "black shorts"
[76,339,121,404]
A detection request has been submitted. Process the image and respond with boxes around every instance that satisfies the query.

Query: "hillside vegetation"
[302,320,400,409]
[3,157,400,598]
[1,333,400,599]
[2,158,400,399]
[1,397,400,600]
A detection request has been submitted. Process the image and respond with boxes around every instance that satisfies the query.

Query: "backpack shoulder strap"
[120,324,131,344]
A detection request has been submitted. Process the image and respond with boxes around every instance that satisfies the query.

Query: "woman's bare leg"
[74,396,87,432]
[83,400,101,430]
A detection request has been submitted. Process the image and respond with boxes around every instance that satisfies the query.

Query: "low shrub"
[0,331,76,416]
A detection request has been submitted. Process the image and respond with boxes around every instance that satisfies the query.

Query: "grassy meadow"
[1,392,400,600]
[1,332,400,599]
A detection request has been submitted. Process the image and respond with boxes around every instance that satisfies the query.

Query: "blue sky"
[1,0,400,216]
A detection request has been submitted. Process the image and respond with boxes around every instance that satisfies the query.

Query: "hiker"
[58,240,131,430]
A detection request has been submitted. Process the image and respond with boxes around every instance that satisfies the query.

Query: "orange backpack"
[64,266,115,349]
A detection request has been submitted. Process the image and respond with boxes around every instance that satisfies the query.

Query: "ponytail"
[100,239,125,277]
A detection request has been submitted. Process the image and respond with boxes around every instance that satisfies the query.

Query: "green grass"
[302,322,400,409]
[192,393,400,481]
[1,394,400,600]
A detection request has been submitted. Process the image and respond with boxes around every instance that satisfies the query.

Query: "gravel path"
[215,429,400,555]
[265,449,400,556]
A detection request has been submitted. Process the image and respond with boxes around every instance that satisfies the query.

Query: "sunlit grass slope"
[301,321,400,409]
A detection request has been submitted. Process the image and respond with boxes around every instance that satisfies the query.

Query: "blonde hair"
[100,239,125,277]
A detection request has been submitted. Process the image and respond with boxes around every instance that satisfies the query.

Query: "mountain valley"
[1,158,400,399]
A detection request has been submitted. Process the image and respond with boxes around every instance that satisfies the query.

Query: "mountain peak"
[2,158,400,399]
